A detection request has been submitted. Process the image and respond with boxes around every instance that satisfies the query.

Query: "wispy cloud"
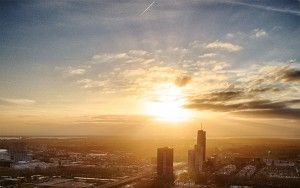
[58,66,88,77]
[78,115,150,125]
[198,53,217,58]
[184,62,300,120]
[206,41,243,52]
[77,79,107,89]
[227,28,268,40]
[251,28,268,38]
[186,93,300,120]
[68,68,86,75]
[0,98,36,105]
[63,40,299,122]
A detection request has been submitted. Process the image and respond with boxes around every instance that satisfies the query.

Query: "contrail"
[224,1,300,17]
[139,1,156,16]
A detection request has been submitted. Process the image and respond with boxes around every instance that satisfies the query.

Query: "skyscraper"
[197,130,206,161]
[0,139,30,163]
[188,129,206,175]
[188,149,195,174]
[157,147,174,181]
[8,139,30,163]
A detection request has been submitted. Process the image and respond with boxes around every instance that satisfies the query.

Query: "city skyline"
[0,0,300,137]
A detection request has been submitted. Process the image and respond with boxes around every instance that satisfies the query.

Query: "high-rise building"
[188,129,206,175]
[0,149,12,167]
[8,139,30,163]
[0,139,30,164]
[194,144,205,174]
[197,129,206,161]
[188,149,195,174]
[157,147,174,180]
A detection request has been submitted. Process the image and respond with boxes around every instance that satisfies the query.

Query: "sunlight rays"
[144,84,192,123]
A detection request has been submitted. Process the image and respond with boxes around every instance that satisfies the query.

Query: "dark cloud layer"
[233,108,300,120]
[186,88,300,120]
[199,90,245,101]
[283,69,300,82]
[250,87,283,93]
[185,65,300,120]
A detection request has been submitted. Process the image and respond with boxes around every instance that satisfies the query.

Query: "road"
[98,171,155,188]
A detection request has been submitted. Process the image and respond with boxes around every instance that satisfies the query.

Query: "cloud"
[198,53,217,58]
[72,48,194,93]
[189,40,204,49]
[226,29,268,40]
[225,32,245,39]
[175,75,192,87]
[77,79,107,89]
[250,87,283,93]
[186,96,300,120]
[282,69,300,82]
[91,50,153,65]
[0,98,36,105]
[91,53,130,64]
[184,61,300,120]
[122,68,146,77]
[226,33,235,39]
[233,108,300,120]
[194,90,245,102]
[70,47,295,100]
[252,28,268,38]
[60,66,88,77]
[68,68,86,75]
[252,63,300,83]
[206,41,243,52]
[65,47,299,122]
[78,115,150,125]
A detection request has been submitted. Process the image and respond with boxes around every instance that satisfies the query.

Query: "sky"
[0,0,300,137]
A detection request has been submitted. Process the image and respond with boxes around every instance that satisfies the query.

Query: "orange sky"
[0,1,299,137]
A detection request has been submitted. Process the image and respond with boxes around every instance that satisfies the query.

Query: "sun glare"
[144,84,192,122]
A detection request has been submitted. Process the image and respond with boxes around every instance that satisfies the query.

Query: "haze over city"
[1,1,300,188]
[0,0,300,138]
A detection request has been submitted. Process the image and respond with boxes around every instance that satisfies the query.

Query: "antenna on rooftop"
[201,123,203,130]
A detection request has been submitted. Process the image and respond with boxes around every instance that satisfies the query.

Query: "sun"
[144,84,192,122]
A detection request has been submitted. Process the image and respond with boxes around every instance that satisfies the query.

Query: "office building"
[157,147,174,180]
[0,149,12,167]
[188,149,195,174]
[194,144,205,174]
[188,129,206,175]
[8,139,30,163]
[197,129,206,161]
[0,138,30,163]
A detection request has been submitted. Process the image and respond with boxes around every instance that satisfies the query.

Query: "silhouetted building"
[188,149,195,174]
[194,144,205,174]
[188,129,206,175]
[0,139,30,163]
[8,139,30,163]
[157,147,174,181]
[197,130,206,161]
[0,149,10,161]
[0,149,12,167]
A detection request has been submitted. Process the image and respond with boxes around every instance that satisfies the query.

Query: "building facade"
[188,129,206,175]
[157,147,174,181]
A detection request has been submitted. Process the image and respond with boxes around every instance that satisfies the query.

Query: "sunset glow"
[144,85,192,122]
[0,0,299,137]
[1,1,300,186]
